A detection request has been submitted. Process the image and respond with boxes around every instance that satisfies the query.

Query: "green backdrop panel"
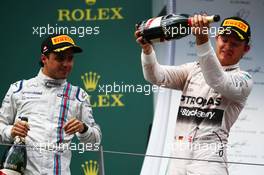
[0,0,153,175]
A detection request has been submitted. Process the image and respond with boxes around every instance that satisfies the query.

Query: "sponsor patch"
[222,19,248,32]
[51,35,75,45]
[177,106,224,126]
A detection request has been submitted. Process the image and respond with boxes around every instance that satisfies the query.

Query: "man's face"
[42,49,74,79]
[215,33,250,66]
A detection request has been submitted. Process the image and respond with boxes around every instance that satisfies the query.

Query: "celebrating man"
[135,15,253,175]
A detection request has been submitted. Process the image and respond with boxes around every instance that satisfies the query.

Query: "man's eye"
[55,56,73,62]
[55,57,64,62]
[231,42,240,47]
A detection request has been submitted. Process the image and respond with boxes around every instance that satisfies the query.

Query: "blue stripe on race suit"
[13,80,23,93]
[75,87,81,102]
[64,85,72,123]
[54,83,71,175]
[58,83,72,142]
[57,84,67,143]
[53,154,61,175]
[58,154,61,175]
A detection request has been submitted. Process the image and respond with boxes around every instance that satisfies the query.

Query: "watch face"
[81,123,89,134]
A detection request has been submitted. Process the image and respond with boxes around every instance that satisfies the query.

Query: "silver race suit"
[0,69,101,175]
[141,41,253,175]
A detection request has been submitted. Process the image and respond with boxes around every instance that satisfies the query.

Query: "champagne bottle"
[0,117,28,175]
[136,14,220,43]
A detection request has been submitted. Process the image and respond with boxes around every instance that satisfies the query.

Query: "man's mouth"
[221,50,232,57]
[60,69,69,75]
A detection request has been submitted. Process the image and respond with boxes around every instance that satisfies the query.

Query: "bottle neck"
[14,136,25,144]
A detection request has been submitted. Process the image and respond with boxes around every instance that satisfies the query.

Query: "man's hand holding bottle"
[189,14,210,45]
[11,120,30,138]
[135,30,153,55]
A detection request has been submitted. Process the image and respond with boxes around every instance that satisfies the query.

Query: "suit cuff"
[4,125,14,143]
[141,49,157,65]
[79,123,88,134]
[196,41,214,57]
[76,125,91,139]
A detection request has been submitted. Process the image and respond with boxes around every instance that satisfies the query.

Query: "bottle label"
[145,16,162,29]
[0,169,21,175]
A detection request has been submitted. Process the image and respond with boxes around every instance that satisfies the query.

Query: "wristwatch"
[80,123,88,134]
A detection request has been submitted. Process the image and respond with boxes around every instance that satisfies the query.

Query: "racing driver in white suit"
[0,34,101,175]
[135,15,253,175]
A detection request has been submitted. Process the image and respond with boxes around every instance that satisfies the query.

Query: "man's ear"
[41,54,47,65]
[244,44,250,53]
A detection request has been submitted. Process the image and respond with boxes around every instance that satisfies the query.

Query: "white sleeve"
[75,88,102,145]
[197,41,253,103]
[141,49,195,90]
[0,84,18,143]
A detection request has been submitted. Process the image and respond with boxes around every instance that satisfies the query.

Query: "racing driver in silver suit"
[0,34,101,175]
[135,15,253,175]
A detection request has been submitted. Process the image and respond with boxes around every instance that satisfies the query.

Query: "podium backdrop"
[0,1,153,175]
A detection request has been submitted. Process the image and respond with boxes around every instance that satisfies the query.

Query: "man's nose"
[61,60,71,67]
[224,42,234,50]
